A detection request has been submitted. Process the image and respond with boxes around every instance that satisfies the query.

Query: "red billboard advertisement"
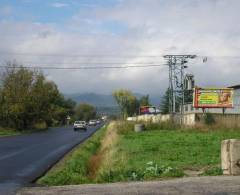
[139,106,156,115]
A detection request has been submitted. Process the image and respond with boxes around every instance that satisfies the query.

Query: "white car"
[88,120,97,126]
[73,121,87,131]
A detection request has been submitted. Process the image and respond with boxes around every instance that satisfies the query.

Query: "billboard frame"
[193,87,234,109]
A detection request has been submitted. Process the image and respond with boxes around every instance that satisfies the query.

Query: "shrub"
[201,167,223,176]
[98,161,184,183]
[204,113,215,125]
[115,121,135,134]
[144,121,180,131]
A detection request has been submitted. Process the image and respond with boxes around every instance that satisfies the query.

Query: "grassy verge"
[38,125,107,186]
[38,121,240,186]
[0,122,49,137]
[0,127,20,137]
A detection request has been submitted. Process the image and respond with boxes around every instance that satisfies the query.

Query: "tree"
[160,88,170,114]
[75,103,96,121]
[0,63,76,130]
[112,89,138,118]
[160,88,183,114]
[139,95,151,106]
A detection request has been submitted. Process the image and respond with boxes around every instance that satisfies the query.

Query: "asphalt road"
[18,176,240,195]
[0,124,103,195]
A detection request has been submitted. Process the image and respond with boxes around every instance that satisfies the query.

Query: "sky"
[0,0,240,95]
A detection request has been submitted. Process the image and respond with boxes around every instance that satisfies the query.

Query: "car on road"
[96,119,101,124]
[73,121,87,131]
[88,120,97,126]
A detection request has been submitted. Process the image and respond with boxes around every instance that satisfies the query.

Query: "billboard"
[139,106,156,115]
[194,88,233,108]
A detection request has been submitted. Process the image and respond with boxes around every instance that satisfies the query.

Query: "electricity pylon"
[163,55,196,120]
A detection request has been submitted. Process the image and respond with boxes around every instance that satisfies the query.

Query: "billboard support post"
[223,108,226,115]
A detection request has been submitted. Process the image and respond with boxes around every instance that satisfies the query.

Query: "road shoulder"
[17,176,240,195]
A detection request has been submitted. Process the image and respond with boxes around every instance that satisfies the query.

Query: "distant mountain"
[65,93,117,107]
[65,93,162,107]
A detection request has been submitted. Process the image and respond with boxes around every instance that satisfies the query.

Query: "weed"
[201,166,223,176]
[204,113,215,125]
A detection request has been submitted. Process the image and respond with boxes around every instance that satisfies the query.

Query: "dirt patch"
[184,170,203,177]
[87,154,102,179]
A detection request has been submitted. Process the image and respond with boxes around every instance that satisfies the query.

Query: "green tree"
[160,88,170,114]
[0,63,76,130]
[75,103,97,122]
[112,89,139,118]
[160,88,183,114]
[139,95,151,106]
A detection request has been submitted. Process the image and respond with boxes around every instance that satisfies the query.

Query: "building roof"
[228,85,240,89]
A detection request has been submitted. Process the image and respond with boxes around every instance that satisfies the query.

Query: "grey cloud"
[0,0,240,95]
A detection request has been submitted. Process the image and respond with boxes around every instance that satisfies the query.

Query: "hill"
[65,93,161,107]
[65,93,162,115]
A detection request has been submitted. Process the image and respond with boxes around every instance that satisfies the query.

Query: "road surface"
[0,124,103,195]
[18,176,240,195]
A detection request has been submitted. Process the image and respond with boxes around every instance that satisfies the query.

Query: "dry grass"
[94,122,122,181]
[100,122,119,151]
[87,122,119,180]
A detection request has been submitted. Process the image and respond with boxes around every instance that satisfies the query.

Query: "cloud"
[0,0,240,96]
[51,2,69,8]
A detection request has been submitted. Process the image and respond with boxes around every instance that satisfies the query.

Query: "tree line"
[112,89,151,118]
[0,64,97,131]
[112,88,180,118]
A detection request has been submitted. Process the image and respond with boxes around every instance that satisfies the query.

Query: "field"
[38,122,240,186]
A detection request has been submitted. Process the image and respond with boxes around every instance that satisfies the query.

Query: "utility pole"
[163,55,196,124]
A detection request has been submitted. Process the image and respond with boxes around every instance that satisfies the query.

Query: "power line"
[0,52,163,58]
[0,61,165,65]
[0,64,167,70]
[1,52,240,58]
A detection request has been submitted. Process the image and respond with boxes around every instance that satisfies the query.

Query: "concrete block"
[221,139,240,175]
[134,124,145,132]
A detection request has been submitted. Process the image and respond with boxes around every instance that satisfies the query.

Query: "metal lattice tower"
[163,55,196,117]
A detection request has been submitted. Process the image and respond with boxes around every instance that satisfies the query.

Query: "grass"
[0,122,49,137]
[95,122,240,182]
[0,127,20,137]
[37,121,240,186]
[38,125,107,186]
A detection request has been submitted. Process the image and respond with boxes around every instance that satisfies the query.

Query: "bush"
[144,121,180,131]
[115,121,135,134]
[33,121,48,130]
[114,120,180,135]
[201,167,223,176]
[204,113,215,125]
[98,161,184,182]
